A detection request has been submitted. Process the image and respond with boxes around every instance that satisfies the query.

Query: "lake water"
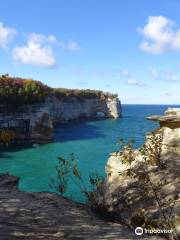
[0,104,179,202]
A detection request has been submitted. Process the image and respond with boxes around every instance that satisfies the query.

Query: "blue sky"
[0,0,180,104]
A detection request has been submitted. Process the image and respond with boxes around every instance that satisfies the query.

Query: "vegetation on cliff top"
[0,74,117,105]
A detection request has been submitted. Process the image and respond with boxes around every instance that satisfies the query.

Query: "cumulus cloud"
[149,66,180,82]
[12,33,57,68]
[28,33,57,44]
[121,69,150,87]
[138,16,180,54]
[0,22,17,49]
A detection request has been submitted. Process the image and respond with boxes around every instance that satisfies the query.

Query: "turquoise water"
[0,104,179,201]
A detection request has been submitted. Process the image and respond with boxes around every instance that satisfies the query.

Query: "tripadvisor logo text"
[135,227,173,235]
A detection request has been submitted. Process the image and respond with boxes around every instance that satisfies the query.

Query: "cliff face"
[0,96,121,142]
[95,108,180,239]
[47,96,121,123]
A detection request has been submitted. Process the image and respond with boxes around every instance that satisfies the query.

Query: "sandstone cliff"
[0,75,121,143]
[47,95,121,123]
[0,95,121,143]
[94,108,180,239]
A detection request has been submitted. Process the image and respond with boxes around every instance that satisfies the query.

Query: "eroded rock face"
[47,96,121,123]
[106,97,121,119]
[0,174,160,240]
[95,108,180,239]
[0,96,121,143]
[0,104,54,142]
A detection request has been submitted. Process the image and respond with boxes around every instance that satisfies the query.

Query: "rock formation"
[0,95,121,143]
[0,76,121,143]
[47,95,121,123]
[0,173,161,240]
[94,108,180,239]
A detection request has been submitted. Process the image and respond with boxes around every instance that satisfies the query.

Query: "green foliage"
[49,156,72,195]
[89,172,104,188]
[0,129,16,145]
[0,74,118,106]
[50,135,178,240]
[139,133,164,167]
[50,153,104,201]
[118,134,178,239]
[0,75,50,106]
[53,88,117,102]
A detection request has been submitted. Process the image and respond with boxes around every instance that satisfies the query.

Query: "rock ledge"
[0,173,160,240]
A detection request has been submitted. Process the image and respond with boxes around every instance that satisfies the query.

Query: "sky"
[0,0,180,104]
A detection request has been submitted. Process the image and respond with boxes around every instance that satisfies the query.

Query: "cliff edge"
[94,108,180,239]
[0,173,161,240]
[0,75,121,143]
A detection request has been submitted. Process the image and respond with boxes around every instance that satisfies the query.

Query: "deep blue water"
[0,104,179,201]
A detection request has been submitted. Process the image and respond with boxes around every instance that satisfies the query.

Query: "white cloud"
[149,66,180,82]
[12,33,57,68]
[28,33,57,44]
[139,16,180,54]
[59,39,81,51]
[121,69,131,78]
[66,40,80,51]
[164,73,178,81]
[149,67,159,78]
[121,69,150,87]
[0,22,17,49]
[127,78,139,85]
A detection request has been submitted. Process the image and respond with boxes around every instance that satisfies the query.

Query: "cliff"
[94,108,180,239]
[0,76,121,143]
[0,96,121,143]
[0,173,161,240]
[47,95,121,123]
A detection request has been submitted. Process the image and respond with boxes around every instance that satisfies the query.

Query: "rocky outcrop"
[0,174,161,240]
[106,97,121,119]
[0,95,121,143]
[0,104,54,142]
[47,96,121,123]
[94,108,180,239]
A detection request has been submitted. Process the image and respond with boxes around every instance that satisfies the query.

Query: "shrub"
[50,153,104,202]
[0,129,16,145]
[53,88,113,102]
[0,75,51,106]
[0,74,118,105]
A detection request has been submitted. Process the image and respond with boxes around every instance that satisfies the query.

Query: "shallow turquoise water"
[0,104,179,201]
